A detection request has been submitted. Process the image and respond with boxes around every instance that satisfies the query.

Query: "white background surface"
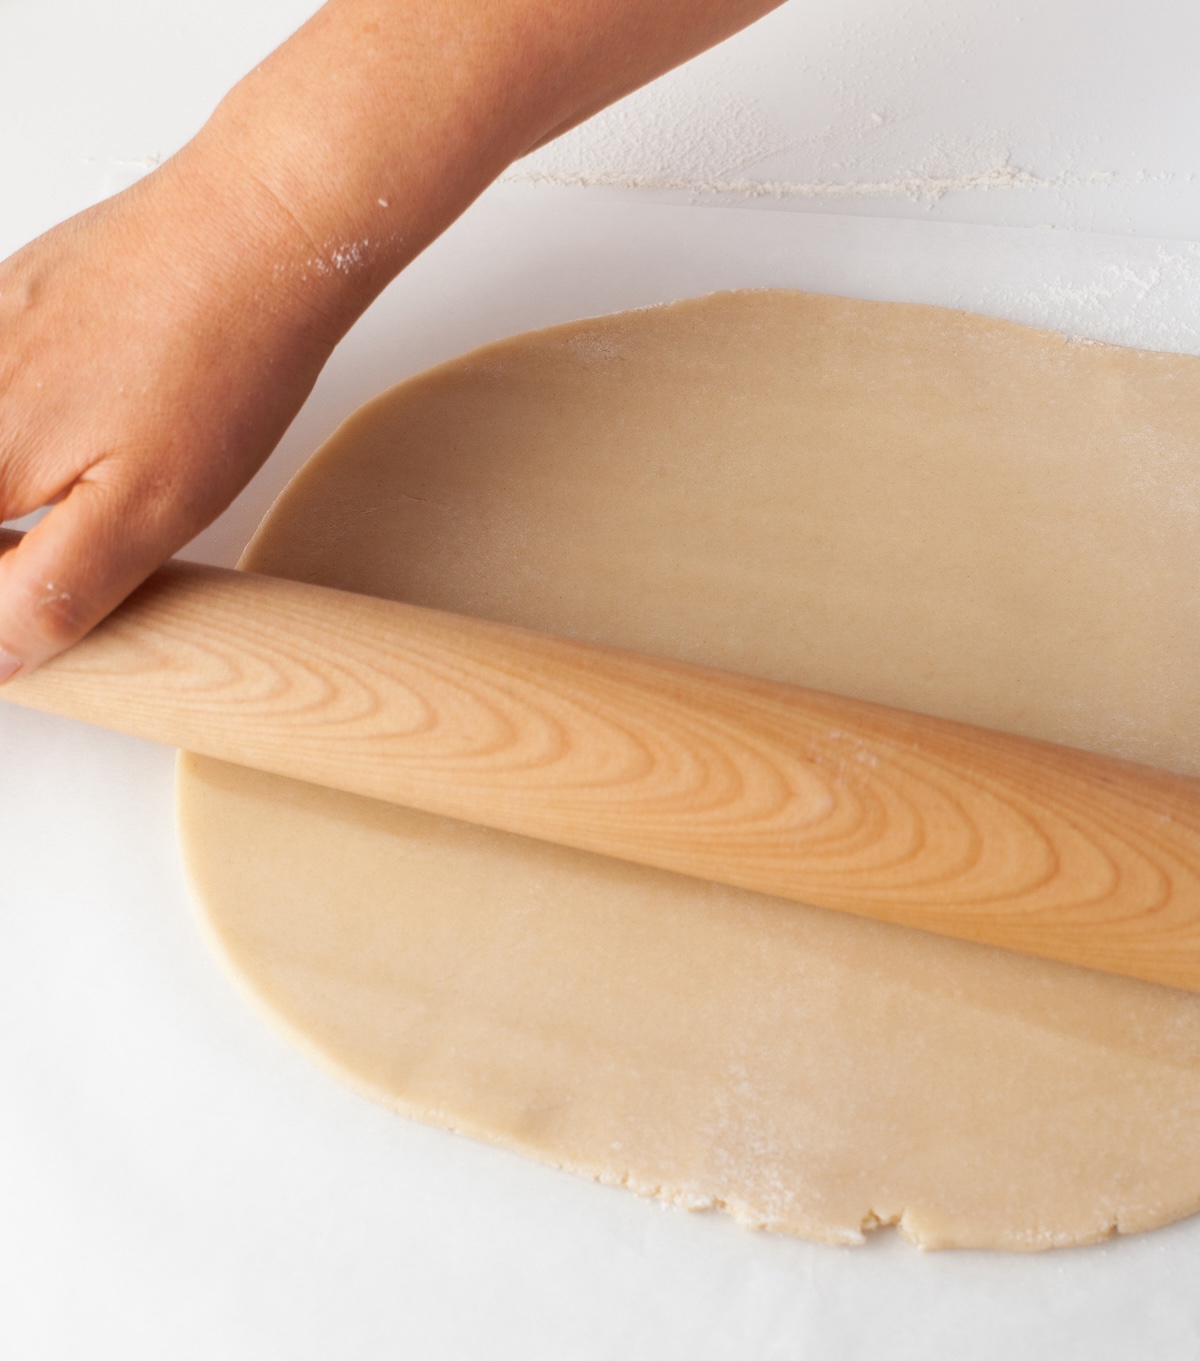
[3,3,1200,1357]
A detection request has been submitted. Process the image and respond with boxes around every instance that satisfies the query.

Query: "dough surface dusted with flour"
[178,290,1200,1250]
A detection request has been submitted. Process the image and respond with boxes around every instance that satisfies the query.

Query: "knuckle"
[27,579,83,650]
[0,572,85,669]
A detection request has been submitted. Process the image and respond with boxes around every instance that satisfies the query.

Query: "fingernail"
[0,647,22,683]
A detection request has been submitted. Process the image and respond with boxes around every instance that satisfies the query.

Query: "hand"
[0,0,784,681]
[0,151,337,679]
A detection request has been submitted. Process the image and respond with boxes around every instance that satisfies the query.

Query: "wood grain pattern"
[4,527,1200,992]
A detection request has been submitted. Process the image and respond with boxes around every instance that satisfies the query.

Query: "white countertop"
[3,4,1200,1357]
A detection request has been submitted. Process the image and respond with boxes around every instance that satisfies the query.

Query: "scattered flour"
[507,158,1114,205]
[977,240,1200,353]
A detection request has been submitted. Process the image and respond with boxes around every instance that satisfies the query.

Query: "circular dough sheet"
[178,291,1200,1251]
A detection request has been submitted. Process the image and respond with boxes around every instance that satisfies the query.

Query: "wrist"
[184,0,554,332]
[139,128,361,365]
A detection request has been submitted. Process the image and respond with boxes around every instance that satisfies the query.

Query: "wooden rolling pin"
[4,526,1200,992]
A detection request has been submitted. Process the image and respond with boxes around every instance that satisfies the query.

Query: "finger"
[0,473,180,679]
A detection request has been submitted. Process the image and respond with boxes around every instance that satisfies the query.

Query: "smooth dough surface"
[178,291,1200,1250]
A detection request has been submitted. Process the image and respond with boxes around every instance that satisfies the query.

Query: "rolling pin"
[4,525,1200,993]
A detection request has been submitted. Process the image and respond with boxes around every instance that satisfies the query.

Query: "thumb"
[0,476,177,681]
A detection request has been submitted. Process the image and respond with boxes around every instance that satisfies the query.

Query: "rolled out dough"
[178,291,1200,1250]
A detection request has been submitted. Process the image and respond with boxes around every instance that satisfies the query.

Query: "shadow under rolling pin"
[3,525,1200,993]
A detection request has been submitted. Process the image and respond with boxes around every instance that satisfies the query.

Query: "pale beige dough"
[178,290,1200,1250]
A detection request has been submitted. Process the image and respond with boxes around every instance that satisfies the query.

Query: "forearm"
[180,0,785,333]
